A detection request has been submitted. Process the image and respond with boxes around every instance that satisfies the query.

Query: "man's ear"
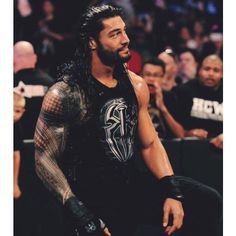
[89,38,97,50]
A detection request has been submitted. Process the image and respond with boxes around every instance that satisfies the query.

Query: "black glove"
[159,175,184,202]
[64,196,105,235]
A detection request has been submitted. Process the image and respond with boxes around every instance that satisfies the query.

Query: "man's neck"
[91,54,115,81]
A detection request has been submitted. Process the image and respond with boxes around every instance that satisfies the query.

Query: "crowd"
[13,1,223,236]
[14,0,223,141]
[14,0,222,75]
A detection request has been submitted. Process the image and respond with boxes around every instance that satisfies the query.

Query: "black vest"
[60,75,138,202]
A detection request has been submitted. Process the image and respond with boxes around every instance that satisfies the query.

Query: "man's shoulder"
[127,70,149,106]
[47,79,85,107]
[14,68,54,86]
[42,81,74,116]
[128,70,147,92]
[47,80,73,98]
[174,79,198,96]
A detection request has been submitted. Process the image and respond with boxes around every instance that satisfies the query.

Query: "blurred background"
[14,0,223,77]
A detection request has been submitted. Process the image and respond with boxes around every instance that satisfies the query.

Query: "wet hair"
[57,5,127,97]
[142,58,166,74]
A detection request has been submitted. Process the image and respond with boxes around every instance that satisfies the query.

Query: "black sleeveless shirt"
[60,75,139,204]
[62,75,138,165]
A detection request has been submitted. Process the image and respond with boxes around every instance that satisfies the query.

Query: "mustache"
[117,44,129,52]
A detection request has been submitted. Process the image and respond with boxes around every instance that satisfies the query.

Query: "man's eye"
[111,32,120,38]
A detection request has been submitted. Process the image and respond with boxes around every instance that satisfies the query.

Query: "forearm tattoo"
[34,82,75,204]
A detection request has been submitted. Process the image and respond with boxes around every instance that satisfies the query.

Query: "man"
[141,58,184,139]
[178,49,198,84]
[34,5,222,236]
[157,49,179,91]
[14,41,54,139]
[169,55,223,149]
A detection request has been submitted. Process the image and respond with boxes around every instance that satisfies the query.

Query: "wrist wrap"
[159,175,184,202]
[64,196,104,235]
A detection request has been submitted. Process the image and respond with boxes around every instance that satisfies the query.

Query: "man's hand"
[186,128,208,139]
[210,133,223,149]
[154,82,167,112]
[163,198,184,235]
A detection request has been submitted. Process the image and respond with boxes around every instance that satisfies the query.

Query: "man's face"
[158,52,176,78]
[157,53,177,91]
[14,93,25,122]
[179,52,196,69]
[142,64,164,94]
[178,51,197,79]
[199,58,223,88]
[14,105,25,123]
[96,16,131,66]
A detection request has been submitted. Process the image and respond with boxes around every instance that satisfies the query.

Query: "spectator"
[157,49,180,91]
[178,48,198,84]
[175,25,193,51]
[14,41,54,139]
[14,92,26,199]
[201,31,223,60]
[14,0,38,43]
[191,20,209,49]
[141,58,185,139]
[33,0,66,75]
[168,54,223,148]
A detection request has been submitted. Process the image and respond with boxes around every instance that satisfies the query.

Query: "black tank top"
[62,75,138,164]
[61,75,139,205]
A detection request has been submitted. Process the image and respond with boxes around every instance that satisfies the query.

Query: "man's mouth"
[205,78,215,83]
[147,83,155,88]
[118,45,129,52]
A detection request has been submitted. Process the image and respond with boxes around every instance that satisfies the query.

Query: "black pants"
[135,175,222,236]
[58,174,222,236]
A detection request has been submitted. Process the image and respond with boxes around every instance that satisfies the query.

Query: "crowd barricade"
[20,138,223,197]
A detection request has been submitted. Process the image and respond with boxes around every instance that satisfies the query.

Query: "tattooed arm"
[34,81,74,204]
[34,81,108,235]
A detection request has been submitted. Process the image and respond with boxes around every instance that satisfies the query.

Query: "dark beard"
[97,41,131,66]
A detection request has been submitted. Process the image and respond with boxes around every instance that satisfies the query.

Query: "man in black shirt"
[34,5,222,236]
[14,41,54,139]
[168,55,223,149]
[141,58,184,139]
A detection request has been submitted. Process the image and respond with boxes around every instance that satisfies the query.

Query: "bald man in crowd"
[167,54,223,149]
[14,41,54,139]
[157,49,179,91]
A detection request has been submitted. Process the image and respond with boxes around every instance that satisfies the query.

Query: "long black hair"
[57,5,125,92]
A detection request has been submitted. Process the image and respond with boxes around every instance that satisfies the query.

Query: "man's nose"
[121,32,129,45]
[148,76,156,82]
[208,69,215,77]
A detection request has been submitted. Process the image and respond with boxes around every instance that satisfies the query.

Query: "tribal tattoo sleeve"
[34,82,75,204]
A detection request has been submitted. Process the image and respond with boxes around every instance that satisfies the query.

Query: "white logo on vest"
[100,98,136,162]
